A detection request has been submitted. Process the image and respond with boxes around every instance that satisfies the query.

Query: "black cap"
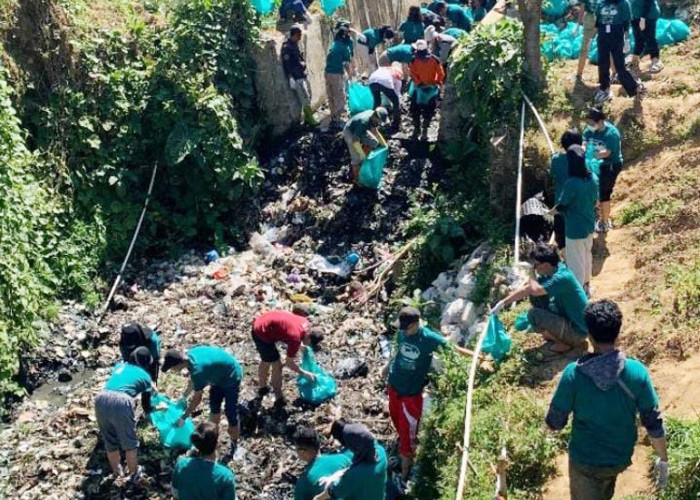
[162,348,186,372]
[129,346,154,370]
[398,306,421,330]
[586,107,605,122]
[120,323,153,350]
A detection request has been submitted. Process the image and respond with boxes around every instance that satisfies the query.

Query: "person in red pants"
[385,306,471,493]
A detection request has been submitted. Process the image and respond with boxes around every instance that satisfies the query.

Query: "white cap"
[412,39,429,51]
[424,25,436,43]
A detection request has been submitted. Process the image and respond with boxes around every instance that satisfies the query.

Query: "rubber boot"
[302,106,318,127]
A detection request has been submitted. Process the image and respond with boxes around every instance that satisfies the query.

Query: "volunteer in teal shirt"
[105,361,153,398]
[119,322,161,381]
[546,300,668,497]
[630,0,663,74]
[386,44,414,63]
[162,345,243,450]
[399,6,425,44]
[326,40,352,74]
[549,130,581,251]
[172,421,236,500]
[443,27,468,38]
[492,244,588,354]
[293,426,353,500]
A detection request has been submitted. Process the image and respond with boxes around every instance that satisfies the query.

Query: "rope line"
[98,162,159,322]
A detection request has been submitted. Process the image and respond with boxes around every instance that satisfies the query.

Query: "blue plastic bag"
[542,0,568,18]
[347,82,374,116]
[149,394,195,449]
[297,348,337,405]
[514,312,531,332]
[482,314,512,362]
[320,0,344,16]
[250,0,274,15]
[408,82,439,105]
[358,146,389,189]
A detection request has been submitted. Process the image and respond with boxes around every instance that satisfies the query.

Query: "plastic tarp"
[297,348,337,404]
[149,394,195,449]
[320,0,344,17]
[250,0,274,15]
[347,82,374,116]
[482,314,512,362]
[358,146,389,189]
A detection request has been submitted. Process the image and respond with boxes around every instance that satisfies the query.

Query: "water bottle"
[205,250,219,264]
[346,252,361,268]
[378,336,392,360]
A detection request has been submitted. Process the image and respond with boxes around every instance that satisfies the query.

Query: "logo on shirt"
[397,343,421,371]
[599,4,619,24]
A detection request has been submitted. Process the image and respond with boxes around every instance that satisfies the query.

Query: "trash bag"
[307,254,352,277]
[320,0,344,16]
[250,0,274,15]
[588,36,598,63]
[297,348,337,404]
[542,0,568,18]
[482,314,511,362]
[408,82,439,105]
[347,81,374,116]
[149,394,195,450]
[514,312,531,331]
[358,146,389,189]
[664,19,690,45]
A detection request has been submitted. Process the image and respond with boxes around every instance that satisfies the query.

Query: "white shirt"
[368,66,402,96]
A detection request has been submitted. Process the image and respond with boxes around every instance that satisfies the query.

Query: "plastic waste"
[320,0,344,16]
[378,336,392,360]
[250,232,275,256]
[149,394,195,449]
[346,252,361,268]
[514,312,531,331]
[482,314,512,362]
[542,0,567,17]
[205,250,219,264]
[250,0,274,15]
[347,81,374,116]
[307,254,352,278]
[358,146,389,190]
[212,267,229,280]
[334,357,369,379]
[297,348,337,404]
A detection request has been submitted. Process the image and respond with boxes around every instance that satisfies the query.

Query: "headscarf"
[343,423,378,465]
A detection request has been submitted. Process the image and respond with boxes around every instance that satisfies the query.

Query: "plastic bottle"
[346,252,361,268]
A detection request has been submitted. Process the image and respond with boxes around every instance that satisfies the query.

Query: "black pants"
[369,83,400,122]
[409,95,437,127]
[598,28,638,96]
[631,18,659,59]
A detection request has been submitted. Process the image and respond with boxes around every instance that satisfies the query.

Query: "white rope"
[98,162,159,321]
[522,93,555,155]
[513,100,526,267]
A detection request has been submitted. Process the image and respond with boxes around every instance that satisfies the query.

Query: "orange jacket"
[409,55,445,86]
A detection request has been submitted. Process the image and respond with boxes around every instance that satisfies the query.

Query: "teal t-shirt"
[104,362,152,397]
[326,41,352,74]
[557,176,599,239]
[551,358,659,467]
[188,346,242,391]
[329,443,387,500]
[387,44,414,63]
[360,28,382,52]
[447,5,472,30]
[120,331,161,365]
[399,20,424,44]
[444,27,468,38]
[471,6,486,21]
[549,152,569,202]
[346,110,375,137]
[388,326,447,396]
[537,263,589,334]
[630,0,659,19]
[295,451,353,500]
[172,456,236,500]
[596,0,631,26]
[583,121,622,165]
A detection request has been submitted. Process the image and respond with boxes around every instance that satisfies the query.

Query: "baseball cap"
[374,107,389,124]
[398,306,421,330]
[162,348,186,372]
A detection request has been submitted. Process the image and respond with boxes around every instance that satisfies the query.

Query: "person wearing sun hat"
[407,39,445,140]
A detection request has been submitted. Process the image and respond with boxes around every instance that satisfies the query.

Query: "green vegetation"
[656,418,700,500]
[665,259,700,325]
[618,198,683,226]
[0,0,263,399]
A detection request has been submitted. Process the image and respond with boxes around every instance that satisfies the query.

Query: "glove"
[490,300,507,315]
[639,18,646,31]
[289,77,297,90]
[653,459,669,490]
[623,35,630,54]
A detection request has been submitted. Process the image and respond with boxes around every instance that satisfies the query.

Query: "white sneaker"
[595,220,608,233]
[649,60,664,73]
[594,89,613,104]
[606,220,614,231]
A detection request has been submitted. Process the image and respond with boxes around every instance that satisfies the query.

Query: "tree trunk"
[517,0,545,87]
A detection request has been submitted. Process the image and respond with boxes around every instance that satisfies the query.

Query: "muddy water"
[29,369,97,407]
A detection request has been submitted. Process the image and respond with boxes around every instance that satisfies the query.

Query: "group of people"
[573,0,665,105]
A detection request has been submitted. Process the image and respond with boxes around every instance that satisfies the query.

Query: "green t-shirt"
[399,21,424,44]
[172,456,236,500]
[557,176,599,239]
[444,27,468,38]
[346,110,375,138]
[595,0,631,26]
[188,346,242,391]
[537,263,589,334]
[325,41,352,74]
[551,358,659,467]
[120,331,161,365]
[388,326,447,396]
[295,451,353,500]
[360,28,382,52]
[387,44,414,63]
[104,362,152,397]
[471,6,486,21]
[329,443,387,500]
[549,152,569,203]
[446,5,471,30]
[630,0,659,19]
[583,121,622,166]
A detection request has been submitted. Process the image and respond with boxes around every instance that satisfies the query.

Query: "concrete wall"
[252,0,422,137]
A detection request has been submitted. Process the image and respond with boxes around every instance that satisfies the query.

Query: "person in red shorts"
[386,306,471,493]
[252,310,324,404]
